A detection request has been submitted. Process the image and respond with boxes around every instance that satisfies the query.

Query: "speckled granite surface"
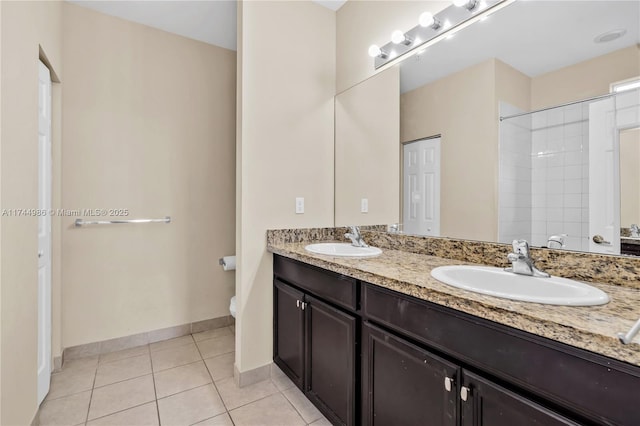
[266,226,386,246]
[360,231,640,290]
[266,229,640,366]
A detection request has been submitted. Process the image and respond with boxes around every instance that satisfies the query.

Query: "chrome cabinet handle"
[444,377,453,392]
[460,386,470,402]
[296,300,300,308]
[593,235,611,245]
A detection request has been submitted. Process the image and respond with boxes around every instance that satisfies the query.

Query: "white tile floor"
[40,326,331,426]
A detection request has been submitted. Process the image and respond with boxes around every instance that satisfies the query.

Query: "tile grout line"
[83,401,155,425]
[98,347,149,366]
[148,344,162,426]
[91,371,154,392]
[83,359,100,424]
[153,360,213,400]
[150,337,197,355]
[83,353,156,424]
[44,386,92,403]
[280,388,318,425]
[194,333,236,426]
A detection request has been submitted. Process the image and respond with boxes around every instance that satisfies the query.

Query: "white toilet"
[229,295,236,318]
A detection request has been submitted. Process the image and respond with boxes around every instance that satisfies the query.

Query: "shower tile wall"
[498,102,532,243]
[530,104,590,251]
[499,102,590,251]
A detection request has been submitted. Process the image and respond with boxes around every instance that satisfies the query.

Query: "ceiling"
[401,1,640,93]
[70,1,347,51]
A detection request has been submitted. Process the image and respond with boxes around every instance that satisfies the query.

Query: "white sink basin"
[431,265,609,306]
[305,243,382,258]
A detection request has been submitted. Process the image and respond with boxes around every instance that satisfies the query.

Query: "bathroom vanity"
[270,241,640,426]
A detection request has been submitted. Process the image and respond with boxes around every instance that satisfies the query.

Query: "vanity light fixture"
[369,0,514,70]
[368,44,388,59]
[391,30,413,45]
[453,0,478,11]
[419,11,441,30]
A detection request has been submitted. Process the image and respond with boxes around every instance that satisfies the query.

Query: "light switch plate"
[361,198,369,213]
[296,197,304,214]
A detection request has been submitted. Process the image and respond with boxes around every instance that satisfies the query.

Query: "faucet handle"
[512,239,530,256]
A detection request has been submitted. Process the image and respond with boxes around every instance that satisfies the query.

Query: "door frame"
[37,59,53,405]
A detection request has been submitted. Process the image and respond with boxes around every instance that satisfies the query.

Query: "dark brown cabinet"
[460,371,579,426]
[306,295,357,426]
[362,323,577,426]
[362,323,458,426]
[273,279,305,389]
[273,257,358,426]
[274,255,640,426]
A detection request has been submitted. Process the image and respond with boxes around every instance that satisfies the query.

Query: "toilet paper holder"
[219,255,236,271]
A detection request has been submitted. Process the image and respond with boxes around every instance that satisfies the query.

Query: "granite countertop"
[268,241,640,367]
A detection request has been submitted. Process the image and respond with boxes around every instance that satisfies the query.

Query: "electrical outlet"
[296,197,304,214]
[361,198,369,213]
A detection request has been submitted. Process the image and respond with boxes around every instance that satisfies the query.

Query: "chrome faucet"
[506,240,550,278]
[631,224,640,237]
[547,234,567,249]
[345,226,368,248]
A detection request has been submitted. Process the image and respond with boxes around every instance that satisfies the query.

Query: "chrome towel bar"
[75,216,171,227]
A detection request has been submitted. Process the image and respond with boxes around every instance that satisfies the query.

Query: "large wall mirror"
[335,0,640,256]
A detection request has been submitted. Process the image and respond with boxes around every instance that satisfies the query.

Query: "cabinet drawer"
[363,283,640,426]
[274,255,358,311]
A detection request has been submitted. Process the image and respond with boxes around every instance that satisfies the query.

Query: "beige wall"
[61,3,236,347]
[495,59,531,113]
[336,0,448,93]
[335,66,400,226]
[532,45,640,110]
[401,59,498,241]
[0,1,63,424]
[620,128,640,227]
[236,1,335,373]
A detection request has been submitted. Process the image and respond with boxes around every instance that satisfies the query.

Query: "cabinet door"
[306,295,357,426]
[460,370,580,426]
[274,279,305,389]
[362,322,459,426]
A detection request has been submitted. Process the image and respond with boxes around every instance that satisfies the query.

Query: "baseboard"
[63,315,233,361]
[234,362,272,388]
[52,354,63,373]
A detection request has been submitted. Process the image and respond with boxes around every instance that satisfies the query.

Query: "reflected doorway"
[402,137,441,236]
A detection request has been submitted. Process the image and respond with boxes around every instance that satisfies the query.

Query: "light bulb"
[368,44,382,58]
[419,12,435,27]
[453,0,478,10]
[391,30,406,44]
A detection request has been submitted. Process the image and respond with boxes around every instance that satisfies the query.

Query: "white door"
[37,60,52,404]
[403,137,441,236]
[588,98,619,255]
